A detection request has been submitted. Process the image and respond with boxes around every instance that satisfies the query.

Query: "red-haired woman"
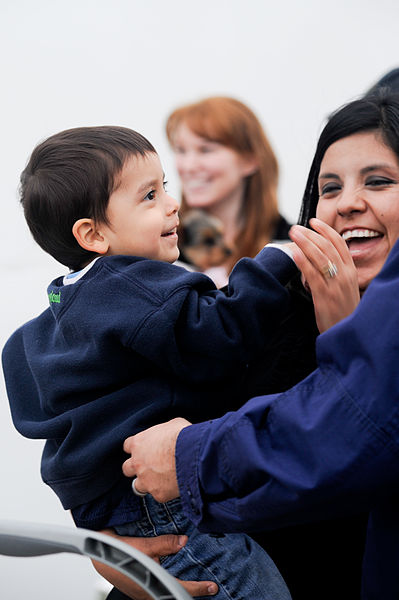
[166,96,291,286]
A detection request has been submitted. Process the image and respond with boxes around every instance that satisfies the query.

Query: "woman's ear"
[72,218,110,255]
[240,155,259,178]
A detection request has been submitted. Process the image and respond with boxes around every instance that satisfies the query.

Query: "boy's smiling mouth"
[161,227,178,237]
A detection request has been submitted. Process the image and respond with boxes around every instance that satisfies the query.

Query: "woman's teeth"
[341,229,381,243]
[184,178,209,191]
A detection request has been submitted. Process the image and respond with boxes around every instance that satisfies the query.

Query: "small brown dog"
[178,209,233,271]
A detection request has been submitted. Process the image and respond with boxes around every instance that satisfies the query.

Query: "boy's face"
[102,152,180,263]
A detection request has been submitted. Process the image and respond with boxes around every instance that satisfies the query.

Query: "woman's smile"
[341,227,382,257]
[316,132,399,291]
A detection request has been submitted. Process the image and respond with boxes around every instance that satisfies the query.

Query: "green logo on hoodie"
[48,290,61,304]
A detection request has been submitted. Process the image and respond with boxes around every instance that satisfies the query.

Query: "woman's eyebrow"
[319,164,396,181]
[360,164,394,174]
[318,172,340,181]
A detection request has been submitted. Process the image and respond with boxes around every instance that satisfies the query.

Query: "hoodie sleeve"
[175,240,399,532]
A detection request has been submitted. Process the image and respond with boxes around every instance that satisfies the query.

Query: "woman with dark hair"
[299,90,399,231]
[246,90,399,597]
[122,91,399,599]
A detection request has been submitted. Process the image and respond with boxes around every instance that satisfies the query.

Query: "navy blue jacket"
[2,249,296,528]
[175,239,399,599]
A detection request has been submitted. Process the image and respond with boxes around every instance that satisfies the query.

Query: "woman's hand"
[92,529,218,598]
[289,218,360,333]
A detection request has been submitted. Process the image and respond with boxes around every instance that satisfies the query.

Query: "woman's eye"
[320,182,341,196]
[144,190,156,201]
[366,177,395,188]
[200,145,215,153]
[163,180,168,191]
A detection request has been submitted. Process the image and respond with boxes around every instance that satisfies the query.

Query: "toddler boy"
[2,126,295,599]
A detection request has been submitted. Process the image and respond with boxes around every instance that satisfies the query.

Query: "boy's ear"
[72,218,110,255]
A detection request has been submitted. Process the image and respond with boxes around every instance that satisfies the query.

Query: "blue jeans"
[114,495,291,600]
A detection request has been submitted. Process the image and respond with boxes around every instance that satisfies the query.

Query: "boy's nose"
[165,193,179,215]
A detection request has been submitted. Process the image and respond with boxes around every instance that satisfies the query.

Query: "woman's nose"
[336,186,367,216]
[176,151,199,174]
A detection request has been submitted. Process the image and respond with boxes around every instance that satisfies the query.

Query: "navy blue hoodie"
[2,248,296,528]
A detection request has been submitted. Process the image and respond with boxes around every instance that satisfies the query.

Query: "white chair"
[0,519,192,600]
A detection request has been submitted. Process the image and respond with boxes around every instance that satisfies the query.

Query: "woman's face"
[316,131,399,292]
[171,122,256,210]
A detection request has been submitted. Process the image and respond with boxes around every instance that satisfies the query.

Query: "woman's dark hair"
[366,67,399,96]
[299,91,399,226]
[20,126,156,270]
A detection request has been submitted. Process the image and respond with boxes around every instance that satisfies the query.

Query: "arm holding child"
[121,221,361,502]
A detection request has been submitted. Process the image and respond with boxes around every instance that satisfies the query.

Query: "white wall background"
[1,0,398,597]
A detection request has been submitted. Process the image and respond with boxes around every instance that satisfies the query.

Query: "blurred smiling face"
[316,131,399,292]
[171,122,256,210]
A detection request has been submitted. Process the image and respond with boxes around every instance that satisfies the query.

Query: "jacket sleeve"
[175,240,399,533]
[128,247,298,382]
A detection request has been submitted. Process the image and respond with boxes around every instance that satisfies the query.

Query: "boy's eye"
[144,190,156,201]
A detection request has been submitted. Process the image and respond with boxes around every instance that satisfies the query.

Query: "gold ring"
[321,260,338,279]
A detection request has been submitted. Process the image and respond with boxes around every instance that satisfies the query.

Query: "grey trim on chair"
[0,520,192,600]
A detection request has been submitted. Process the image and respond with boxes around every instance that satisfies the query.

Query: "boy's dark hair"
[20,126,156,270]
[299,91,399,227]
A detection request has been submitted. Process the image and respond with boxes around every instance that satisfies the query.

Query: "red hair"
[166,96,279,269]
